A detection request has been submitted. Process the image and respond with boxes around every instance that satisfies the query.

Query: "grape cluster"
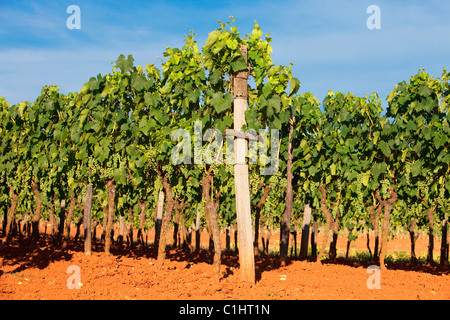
[250,176,258,196]
[87,157,101,177]
[353,178,364,216]
[381,178,391,200]
[437,184,447,209]
[162,163,174,180]
[417,170,432,201]
[307,181,319,209]
[404,162,412,186]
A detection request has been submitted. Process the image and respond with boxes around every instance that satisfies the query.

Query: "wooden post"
[299,203,311,260]
[311,218,318,261]
[280,114,295,266]
[195,205,201,252]
[440,211,449,265]
[105,179,116,255]
[154,190,164,250]
[59,199,66,236]
[233,45,255,283]
[84,184,93,256]
[118,211,125,244]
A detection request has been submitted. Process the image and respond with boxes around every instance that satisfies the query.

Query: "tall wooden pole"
[280,114,295,266]
[299,203,311,260]
[233,45,255,283]
[84,184,93,256]
[154,190,164,252]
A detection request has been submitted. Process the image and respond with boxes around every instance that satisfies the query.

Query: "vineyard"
[1,20,450,300]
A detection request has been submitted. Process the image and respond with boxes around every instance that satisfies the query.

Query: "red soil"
[0,222,449,300]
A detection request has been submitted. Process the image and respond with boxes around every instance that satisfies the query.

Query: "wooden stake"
[299,203,311,260]
[154,190,164,251]
[84,184,93,256]
[233,45,255,283]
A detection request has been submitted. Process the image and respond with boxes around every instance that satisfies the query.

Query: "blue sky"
[1,0,449,110]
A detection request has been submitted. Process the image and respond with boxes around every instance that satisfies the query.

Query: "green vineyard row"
[0,20,449,268]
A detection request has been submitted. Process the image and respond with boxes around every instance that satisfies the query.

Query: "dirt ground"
[1,223,449,300]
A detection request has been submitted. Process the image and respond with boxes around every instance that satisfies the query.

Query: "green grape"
[352,178,364,217]
[249,171,260,196]
[381,178,391,200]
[405,162,412,186]
[224,164,233,174]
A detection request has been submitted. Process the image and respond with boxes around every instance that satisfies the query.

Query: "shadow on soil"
[315,257,450,276]
[1,232,449,279]
[0,238,73,275]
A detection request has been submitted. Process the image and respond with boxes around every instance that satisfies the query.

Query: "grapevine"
[0,20,448,271]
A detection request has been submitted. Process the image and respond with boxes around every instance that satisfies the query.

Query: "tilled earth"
[1,228,449,300]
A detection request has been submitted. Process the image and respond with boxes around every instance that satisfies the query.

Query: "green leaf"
[230,56,248,72]
[88,77,100,91]
[348,233,357,241]
[268,95,281,113]
[223,115,233,126]
[299,139,308,151]
[272,115,282,130]
[113,168,127,185]
[144,92,161,107]
[100,137,111,149]
[161,142,169,154]
[433,133,447,149]
[360,171,371,186]
[250,23,263,39]
[372,162,386,181]
[340,107,350,122]
[211,92,232,113]
[422,127,434,141]
[187,89,201,102]
[18,102,27,118]
[406,120,417,132]
[373,131,380,145]
[215,119,225,133]
[340,124,351,138]
[93,146,109,162]
[330,163,337,176]
[263,83,272,99]
[210,69,222,85]
[226,38,238,50]
[308,165,319,177]
[115,54,134,73]
[212,39,226,55]
[265,102,274,118]
[336,145,349,155]
[411,160,422,177]
[135,156,146,168]
[289,77,300,97]
[79,108,89,127]
[446,179,450,193]
[190,177,199,188]
[38,155,48,168]
[71,126,81,143]
[418,83,432,97]
[204,30,220,49]
[116,140,126,151]
[131,74,149,91]
[119,77,129,92]
[80,82,90,94]
[378,140,390,157]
